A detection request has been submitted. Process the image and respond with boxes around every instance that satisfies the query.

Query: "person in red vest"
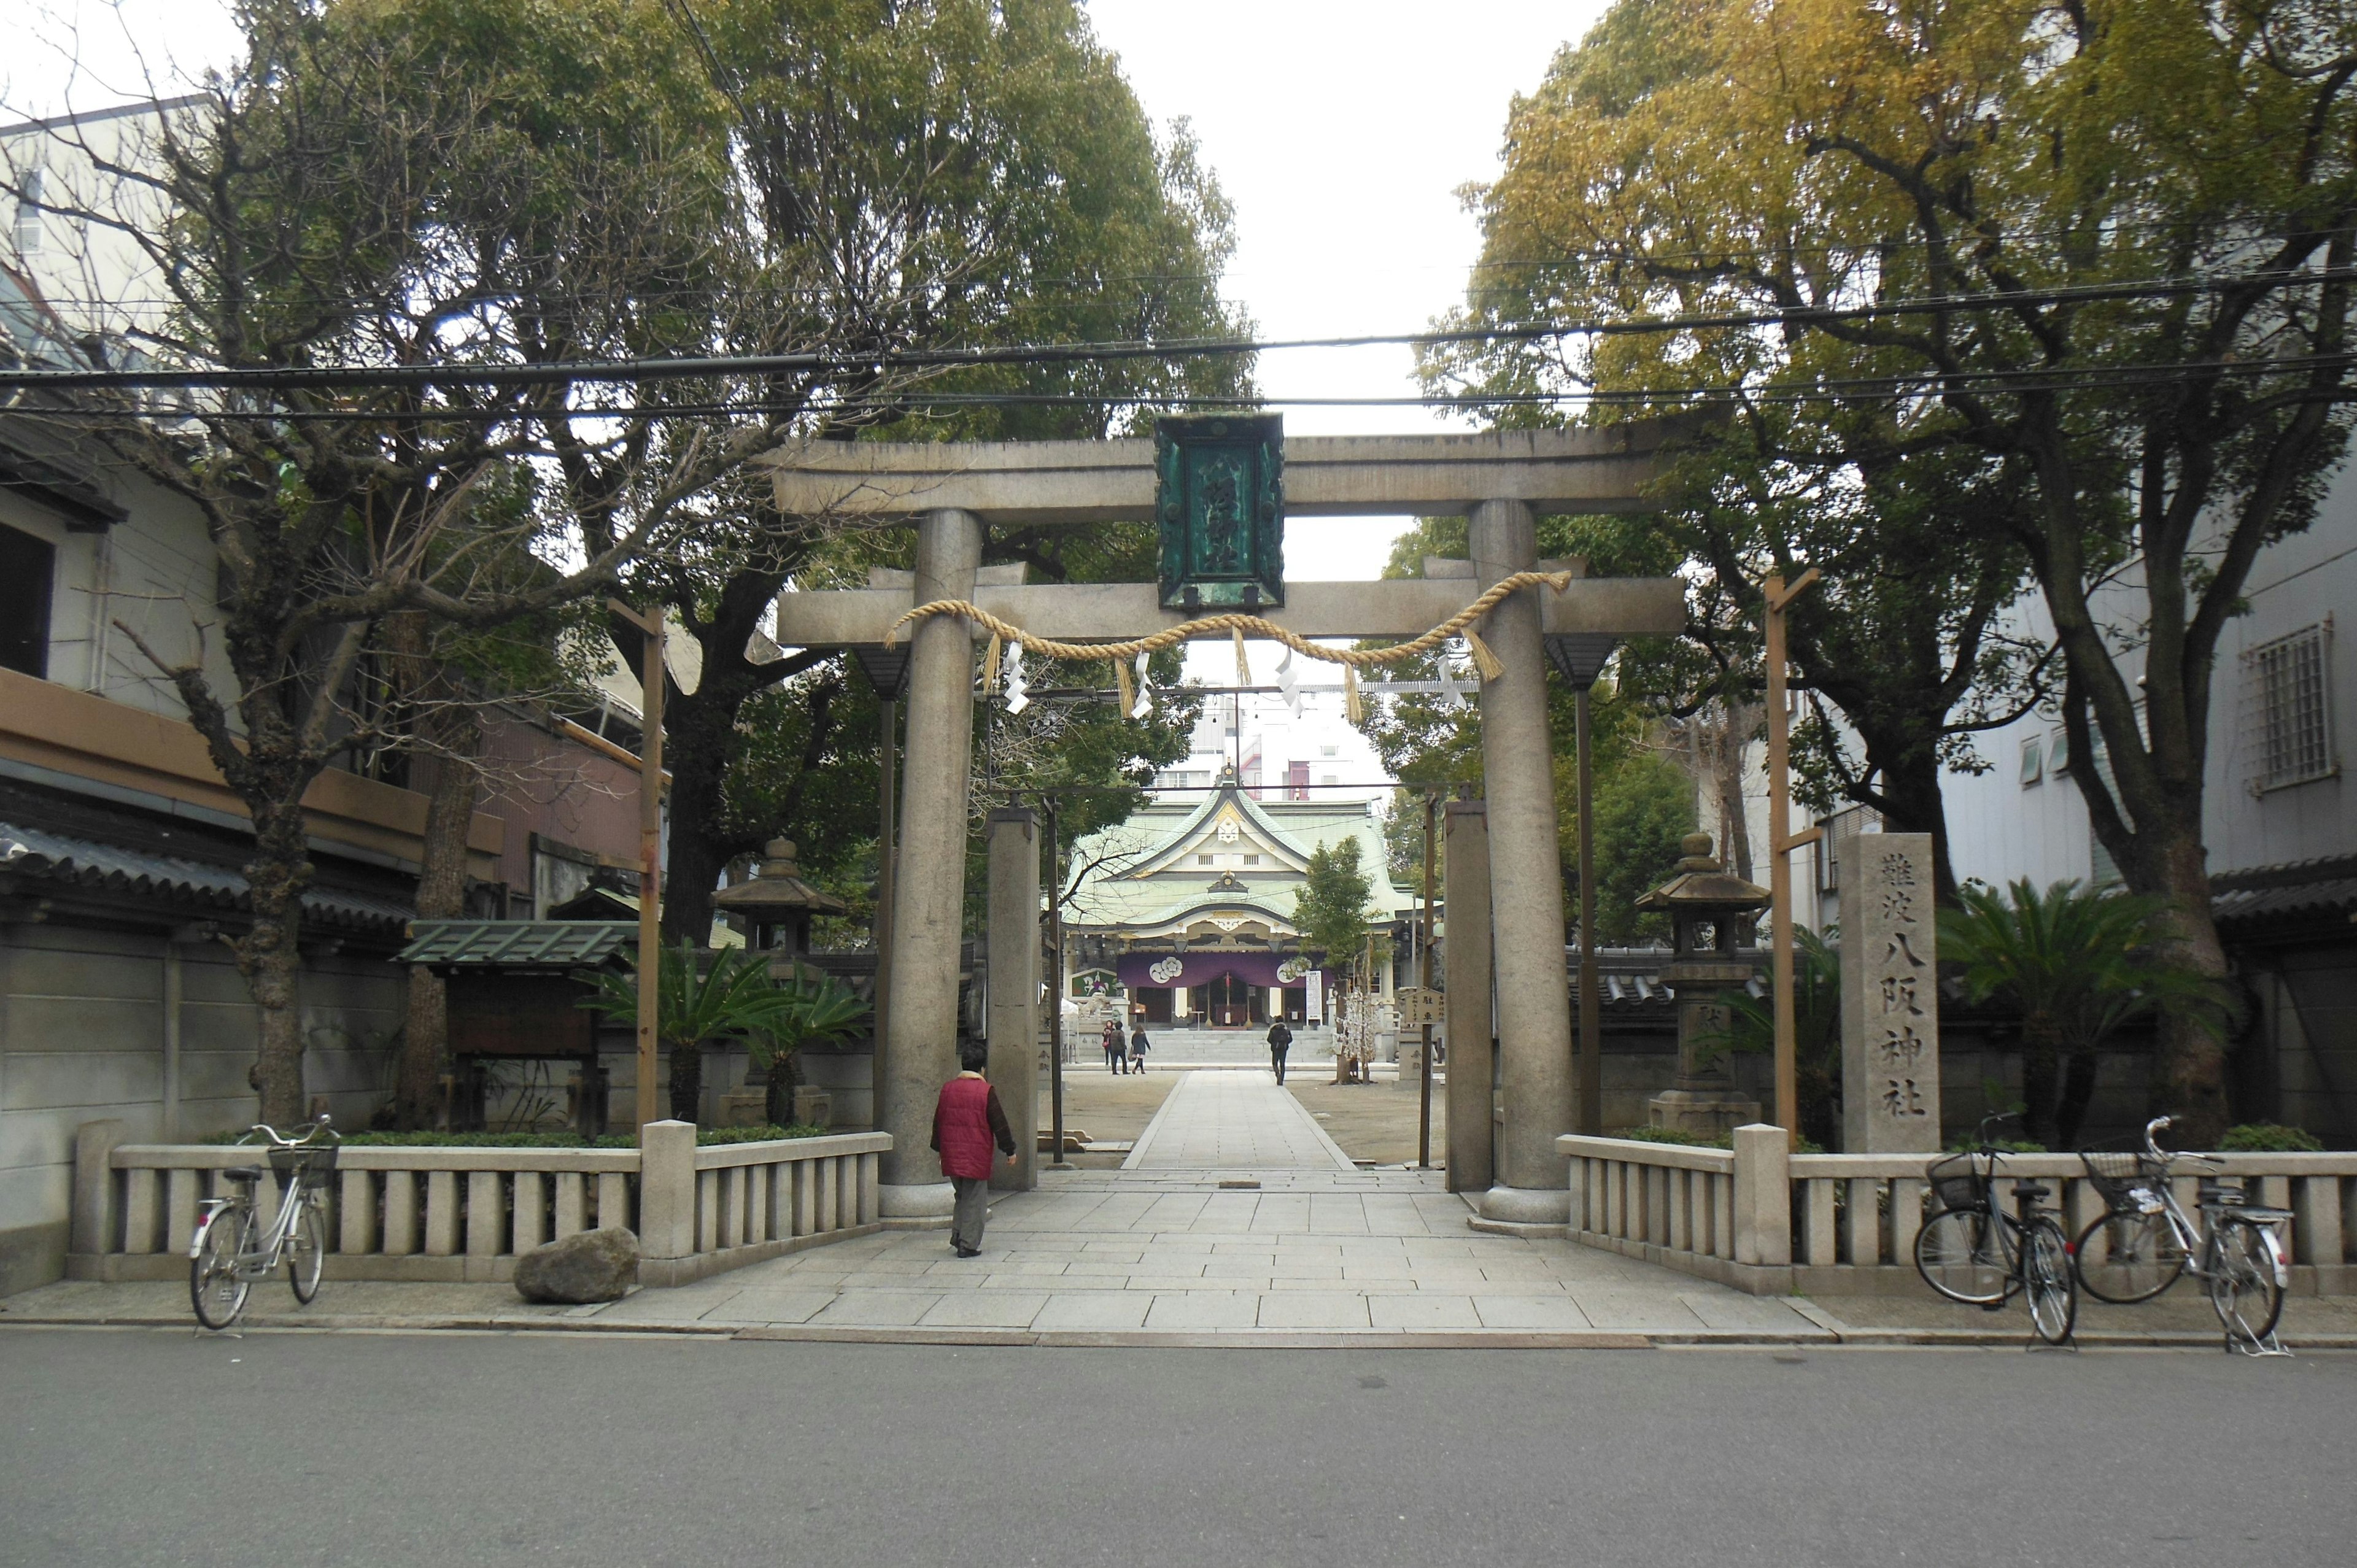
[930,1038,1017,1257]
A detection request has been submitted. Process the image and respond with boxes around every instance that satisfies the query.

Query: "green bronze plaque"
[1155,413,1284,611]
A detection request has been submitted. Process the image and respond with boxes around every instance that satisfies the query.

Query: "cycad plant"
[748,970,872,1127]
[582,943,802,1124]
[1939,880,2232,1149]
[1706,924,1842,1151]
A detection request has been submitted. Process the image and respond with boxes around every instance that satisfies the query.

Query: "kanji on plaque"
[1840,833,1942,1152]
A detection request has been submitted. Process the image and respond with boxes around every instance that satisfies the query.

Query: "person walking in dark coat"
[931,1039,1017,1257]
[1128,1024,1150,1074]
[1103,1019,1126,1075]
[1266,1019,1294,1084]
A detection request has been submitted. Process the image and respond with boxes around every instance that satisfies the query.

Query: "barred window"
[2243,622,2335,793]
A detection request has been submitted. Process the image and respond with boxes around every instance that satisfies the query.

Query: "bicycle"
[1913,1113,2079,1345]
[188,1115,339,1330]
[2074,1115,2293,1353]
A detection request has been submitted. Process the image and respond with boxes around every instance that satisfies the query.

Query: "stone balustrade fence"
[1560,1129,2357,1297]
[69,1119,888,1289]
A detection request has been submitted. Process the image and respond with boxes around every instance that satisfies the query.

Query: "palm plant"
[581,943,802,1124]
[746,970,872,1127]
[1939,880,2234,1149]
[1705,925,1842,1151]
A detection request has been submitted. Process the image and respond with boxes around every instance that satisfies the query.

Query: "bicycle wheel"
[287,1196,326,1304]
[190,1208,251,1330]
[2023,1217,2078,1345]
[1916,1207,2015,1305]
[2073,1208,2188,1303]
[2207,1218,2285,1346]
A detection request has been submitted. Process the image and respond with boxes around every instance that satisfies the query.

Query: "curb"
[4,1311,2347,1351]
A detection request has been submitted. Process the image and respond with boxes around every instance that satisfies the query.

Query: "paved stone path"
[1125,1067,1355,1169]
[577,1067,1824,1340]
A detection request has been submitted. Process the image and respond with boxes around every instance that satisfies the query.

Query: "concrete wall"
[0,924,399,1296]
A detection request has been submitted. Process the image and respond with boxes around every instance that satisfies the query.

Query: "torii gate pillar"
[875,506,982,1221]
[1470,498,1576,1230]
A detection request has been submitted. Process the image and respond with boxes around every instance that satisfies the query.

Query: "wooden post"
[1418,788,1436,1168]
[1762,570,1821,1136]
[608,599,665,1135]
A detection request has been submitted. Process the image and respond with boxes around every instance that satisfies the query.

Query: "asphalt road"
[2,1329,2350,1567]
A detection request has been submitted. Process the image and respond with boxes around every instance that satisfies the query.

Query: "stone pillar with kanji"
[1839,832,1942,1153]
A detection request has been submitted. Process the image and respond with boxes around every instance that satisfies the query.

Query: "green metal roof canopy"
[397,920,638,971]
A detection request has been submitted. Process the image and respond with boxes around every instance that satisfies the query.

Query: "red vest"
[934,1076,997,1179]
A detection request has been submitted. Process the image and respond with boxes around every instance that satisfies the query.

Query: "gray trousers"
[951,1175,990,1249]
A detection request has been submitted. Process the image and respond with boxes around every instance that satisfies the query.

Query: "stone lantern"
[713,839,846,976]
[1636,832,1771,1136]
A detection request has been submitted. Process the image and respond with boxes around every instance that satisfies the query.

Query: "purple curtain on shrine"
[1114,951,1324,991]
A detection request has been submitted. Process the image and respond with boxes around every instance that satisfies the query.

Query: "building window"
[2049,726,2071,775]
[1814,803,1881,895]
[14,168,43,255]
[1242,854,1259,865]
[0,523,54,678]
[1198,854,1214,865]
[2243,622,2335,792]
[2019,734,2044,786]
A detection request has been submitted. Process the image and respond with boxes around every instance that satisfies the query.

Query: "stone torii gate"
[759,422,1688,1229]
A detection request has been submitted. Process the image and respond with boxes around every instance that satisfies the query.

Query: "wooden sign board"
[1395,986,1444,1026]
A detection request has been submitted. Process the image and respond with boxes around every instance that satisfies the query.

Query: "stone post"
[1730,1121,1792,1269]
[635,1118,697,1278]
[987,807,1040,1192]
[1469,499,1574,1227]
[70,1118,128,1261]
[1442,801,1494,1195]
[1840,832,1942,1152]
[877,508,981,1220]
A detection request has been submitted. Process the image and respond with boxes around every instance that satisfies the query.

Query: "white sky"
[9,0,1603,762]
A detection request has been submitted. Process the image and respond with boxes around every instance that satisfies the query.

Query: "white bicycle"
[189,1116,339,1330]
[2075,1115,2293,1352]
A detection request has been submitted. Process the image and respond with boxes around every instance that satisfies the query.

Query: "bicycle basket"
[1926,1152,1984,1213]
[268,1143,340,1186]
[2078,1149,2161,1211]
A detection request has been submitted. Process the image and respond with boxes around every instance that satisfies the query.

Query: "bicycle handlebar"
[238,1113,338,1150]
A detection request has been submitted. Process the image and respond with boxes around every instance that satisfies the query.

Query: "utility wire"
[6,266,2356,395]
[20,349,2357,422]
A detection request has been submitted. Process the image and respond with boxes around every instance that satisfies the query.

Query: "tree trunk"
[1865,730,1960,905]
[2054,1048,2102,1151]
[2145,833,2235,1145]
[395,716,482,1129]
[2019,1014,2062,1149]
[238,800,315,1128]
[668,1042,704,1124]
[764,1047,800,1128]
[1714,700,1757,882]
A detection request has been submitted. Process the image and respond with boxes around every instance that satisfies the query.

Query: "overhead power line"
[3,265,2354,396]
[20,348,2356,422]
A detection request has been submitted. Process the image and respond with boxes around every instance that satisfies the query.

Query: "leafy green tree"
[1293,839,1379,981]
[1940,880,2234,1150]
[1573,752,1698,944]
[1446,0,2357,1140]
[600,0,1252,946]
[1,0,730,1124]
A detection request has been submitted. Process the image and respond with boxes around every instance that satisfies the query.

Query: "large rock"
[513,1226,638,1303]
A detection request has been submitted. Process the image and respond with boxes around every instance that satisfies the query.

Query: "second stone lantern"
[1636,832,1771,1137]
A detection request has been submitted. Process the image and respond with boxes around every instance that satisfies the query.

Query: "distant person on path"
[931,1038,1017,1258]
[1266,1019,1293,1084]
[1128,1024,1150,1074]
[1102,1019,1126,1074]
